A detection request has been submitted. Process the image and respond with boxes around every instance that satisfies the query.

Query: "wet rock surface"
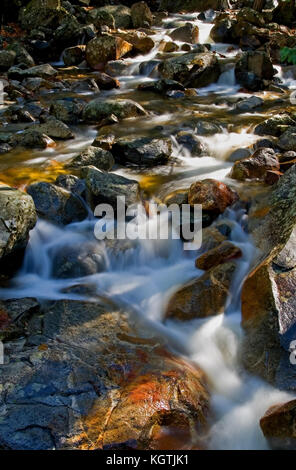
[0,299,209,450]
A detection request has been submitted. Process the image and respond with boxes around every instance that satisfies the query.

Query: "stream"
[1,11,295,449]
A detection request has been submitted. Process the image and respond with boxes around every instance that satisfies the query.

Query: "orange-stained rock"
[188,179,238,214]
[0,300,209,450]
[86,34,133,70]
[260,399,296,449]
[195,241,242,270]
[115,31,155,54]
[165,262,236,321]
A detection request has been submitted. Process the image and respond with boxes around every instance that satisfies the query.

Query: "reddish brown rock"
[195,241,242,271]
[188,179,239,214]
[230,148,280,181]
[165,262,236,321]
[94,72,120,90]
[260,400,296,449]
[86,35,133,70]
[264,170,282,185]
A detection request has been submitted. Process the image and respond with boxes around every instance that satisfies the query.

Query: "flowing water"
[0,12,294,449]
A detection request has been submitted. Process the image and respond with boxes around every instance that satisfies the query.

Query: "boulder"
[159,52,220,88]
[131,1,153,28]
[86,34,132,70]
[235,51,275,91]
[8,64,58,80]
[254,114,296,137]
[165,262,236,321]
[63,46,86,66]
[10,130,54,149]
[32,117,74,140]
[0,299,209,449]
[169,23,199,44]
[0,50,16,71]
[94,5,132,29]
[138,79,184,94]
[83,166,140,209]
[0,184,36,278]
[230,148,280,181]
[94,72,120,90]
[112,137,172,166]
[176,132,207,157]
[160,0,229,13]
[115,31,155,54]
[7,42,35,68]
[234,96,264,112]
[87,8,115,29]
[55,174,86,196]
[50,99,83,124]
[83,98,147,123]
[19,0,61,30]
[260,400,296,450]
[86,34,133,70]
[195,241,242,270]
[188,179,239,214]
[27,182,88,225]
[67,146,114,172]
[241,164,296,388]
[278,127,296,151]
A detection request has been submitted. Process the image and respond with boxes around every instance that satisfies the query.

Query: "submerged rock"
[83,99,147,123]
[0,184,36,278]
[27,182,88,225]
[165,262,236,321]
[112,137,172,166]
[0,299,209,449]
[195,241,242,271]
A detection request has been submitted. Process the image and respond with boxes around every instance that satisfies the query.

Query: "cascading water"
[1,11,295,450]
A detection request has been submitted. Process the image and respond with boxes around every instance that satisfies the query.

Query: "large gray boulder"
[0,184,36,278]
[83,99,147,123]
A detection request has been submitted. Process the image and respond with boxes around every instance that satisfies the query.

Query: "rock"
[94,72,120,90]
[160,0,229,13]
[240,164,296,388]
[63,45,86,66]
[7,42,35,68]
[230,148,280,181]
[169,23,199,44]
[94,5,132,29]
[0,50,16,71]
[10,130,54,149]
[176,132,206,157]
[0,185,36,278]
[0,297,39,342]
[278,127,296,151]
[188,179,239,214]
[138,79,184,94]
[52,242,107,279]
[159,51,220,88]
[92,134,115,151]
[234,95,264,112]
[195,241,242,270]
[27,182,88,225]
[131,2,153,28]
[254,114,296,137]
[235,51,275,91]
[50,100,83,124]
[159,41,179,52]
[228,148,252,162]
[260,400,296,450]
[264,170,283,185]
[165,262,236,321]
[8,64,58,80]
[87,8,115,29]
[0,299,209,449]
[112,137,172,167]
[115,31,155,54]
[55,174,86,196]
[32,117,74,140]
[19,0,61,30]
[83,167,140,210]
[210,15,236,43]
[67,146,114,172]
[83,99,147,123]
[86,34,133,70]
